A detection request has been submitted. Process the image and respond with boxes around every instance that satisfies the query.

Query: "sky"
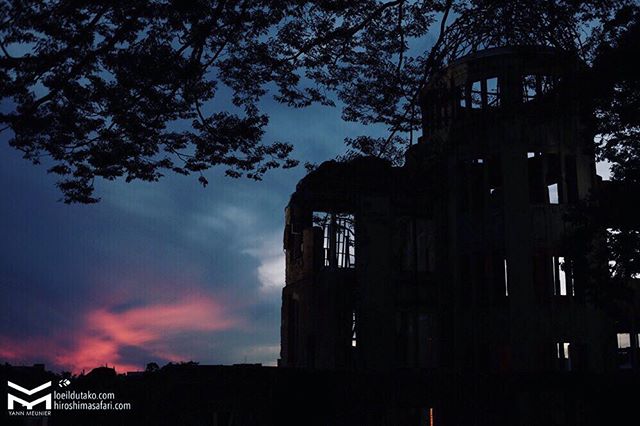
[0,93,384,374]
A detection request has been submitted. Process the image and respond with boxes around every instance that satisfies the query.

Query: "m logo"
[7,381,52,410]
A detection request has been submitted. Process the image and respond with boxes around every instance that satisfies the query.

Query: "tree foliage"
[0,0,635,202]
[591,5,640,184]
[590,6,640,303]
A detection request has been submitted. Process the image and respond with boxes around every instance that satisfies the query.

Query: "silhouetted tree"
[591,5,640,309]
[592,5,640,186]
[558,4,640,322]
[0,0,634,202]
[145,362,159,373]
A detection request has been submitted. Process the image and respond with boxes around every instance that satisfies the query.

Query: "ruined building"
[280,46,639,379]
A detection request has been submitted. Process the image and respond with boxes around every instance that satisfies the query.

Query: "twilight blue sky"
[0,93,388,373]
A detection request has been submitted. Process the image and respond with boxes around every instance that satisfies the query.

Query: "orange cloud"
[1,294,241,373]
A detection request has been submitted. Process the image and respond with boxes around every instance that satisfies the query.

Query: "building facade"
[280,46,638,380]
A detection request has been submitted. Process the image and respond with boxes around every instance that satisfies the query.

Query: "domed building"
[279,46,639,425]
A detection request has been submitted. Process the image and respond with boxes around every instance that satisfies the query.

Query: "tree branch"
[396,1,405,76]
[0,42,15,59]
[380,0,453,155]
[288,0,404,61]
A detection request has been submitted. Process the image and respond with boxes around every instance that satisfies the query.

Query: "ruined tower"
[418,46,610,373]
[280,46,628,375]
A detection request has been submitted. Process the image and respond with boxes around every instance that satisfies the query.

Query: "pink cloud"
[0,294,241,373]
[0,341,36,362]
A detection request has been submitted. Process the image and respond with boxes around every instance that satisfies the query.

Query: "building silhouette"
[280,46,639,411]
